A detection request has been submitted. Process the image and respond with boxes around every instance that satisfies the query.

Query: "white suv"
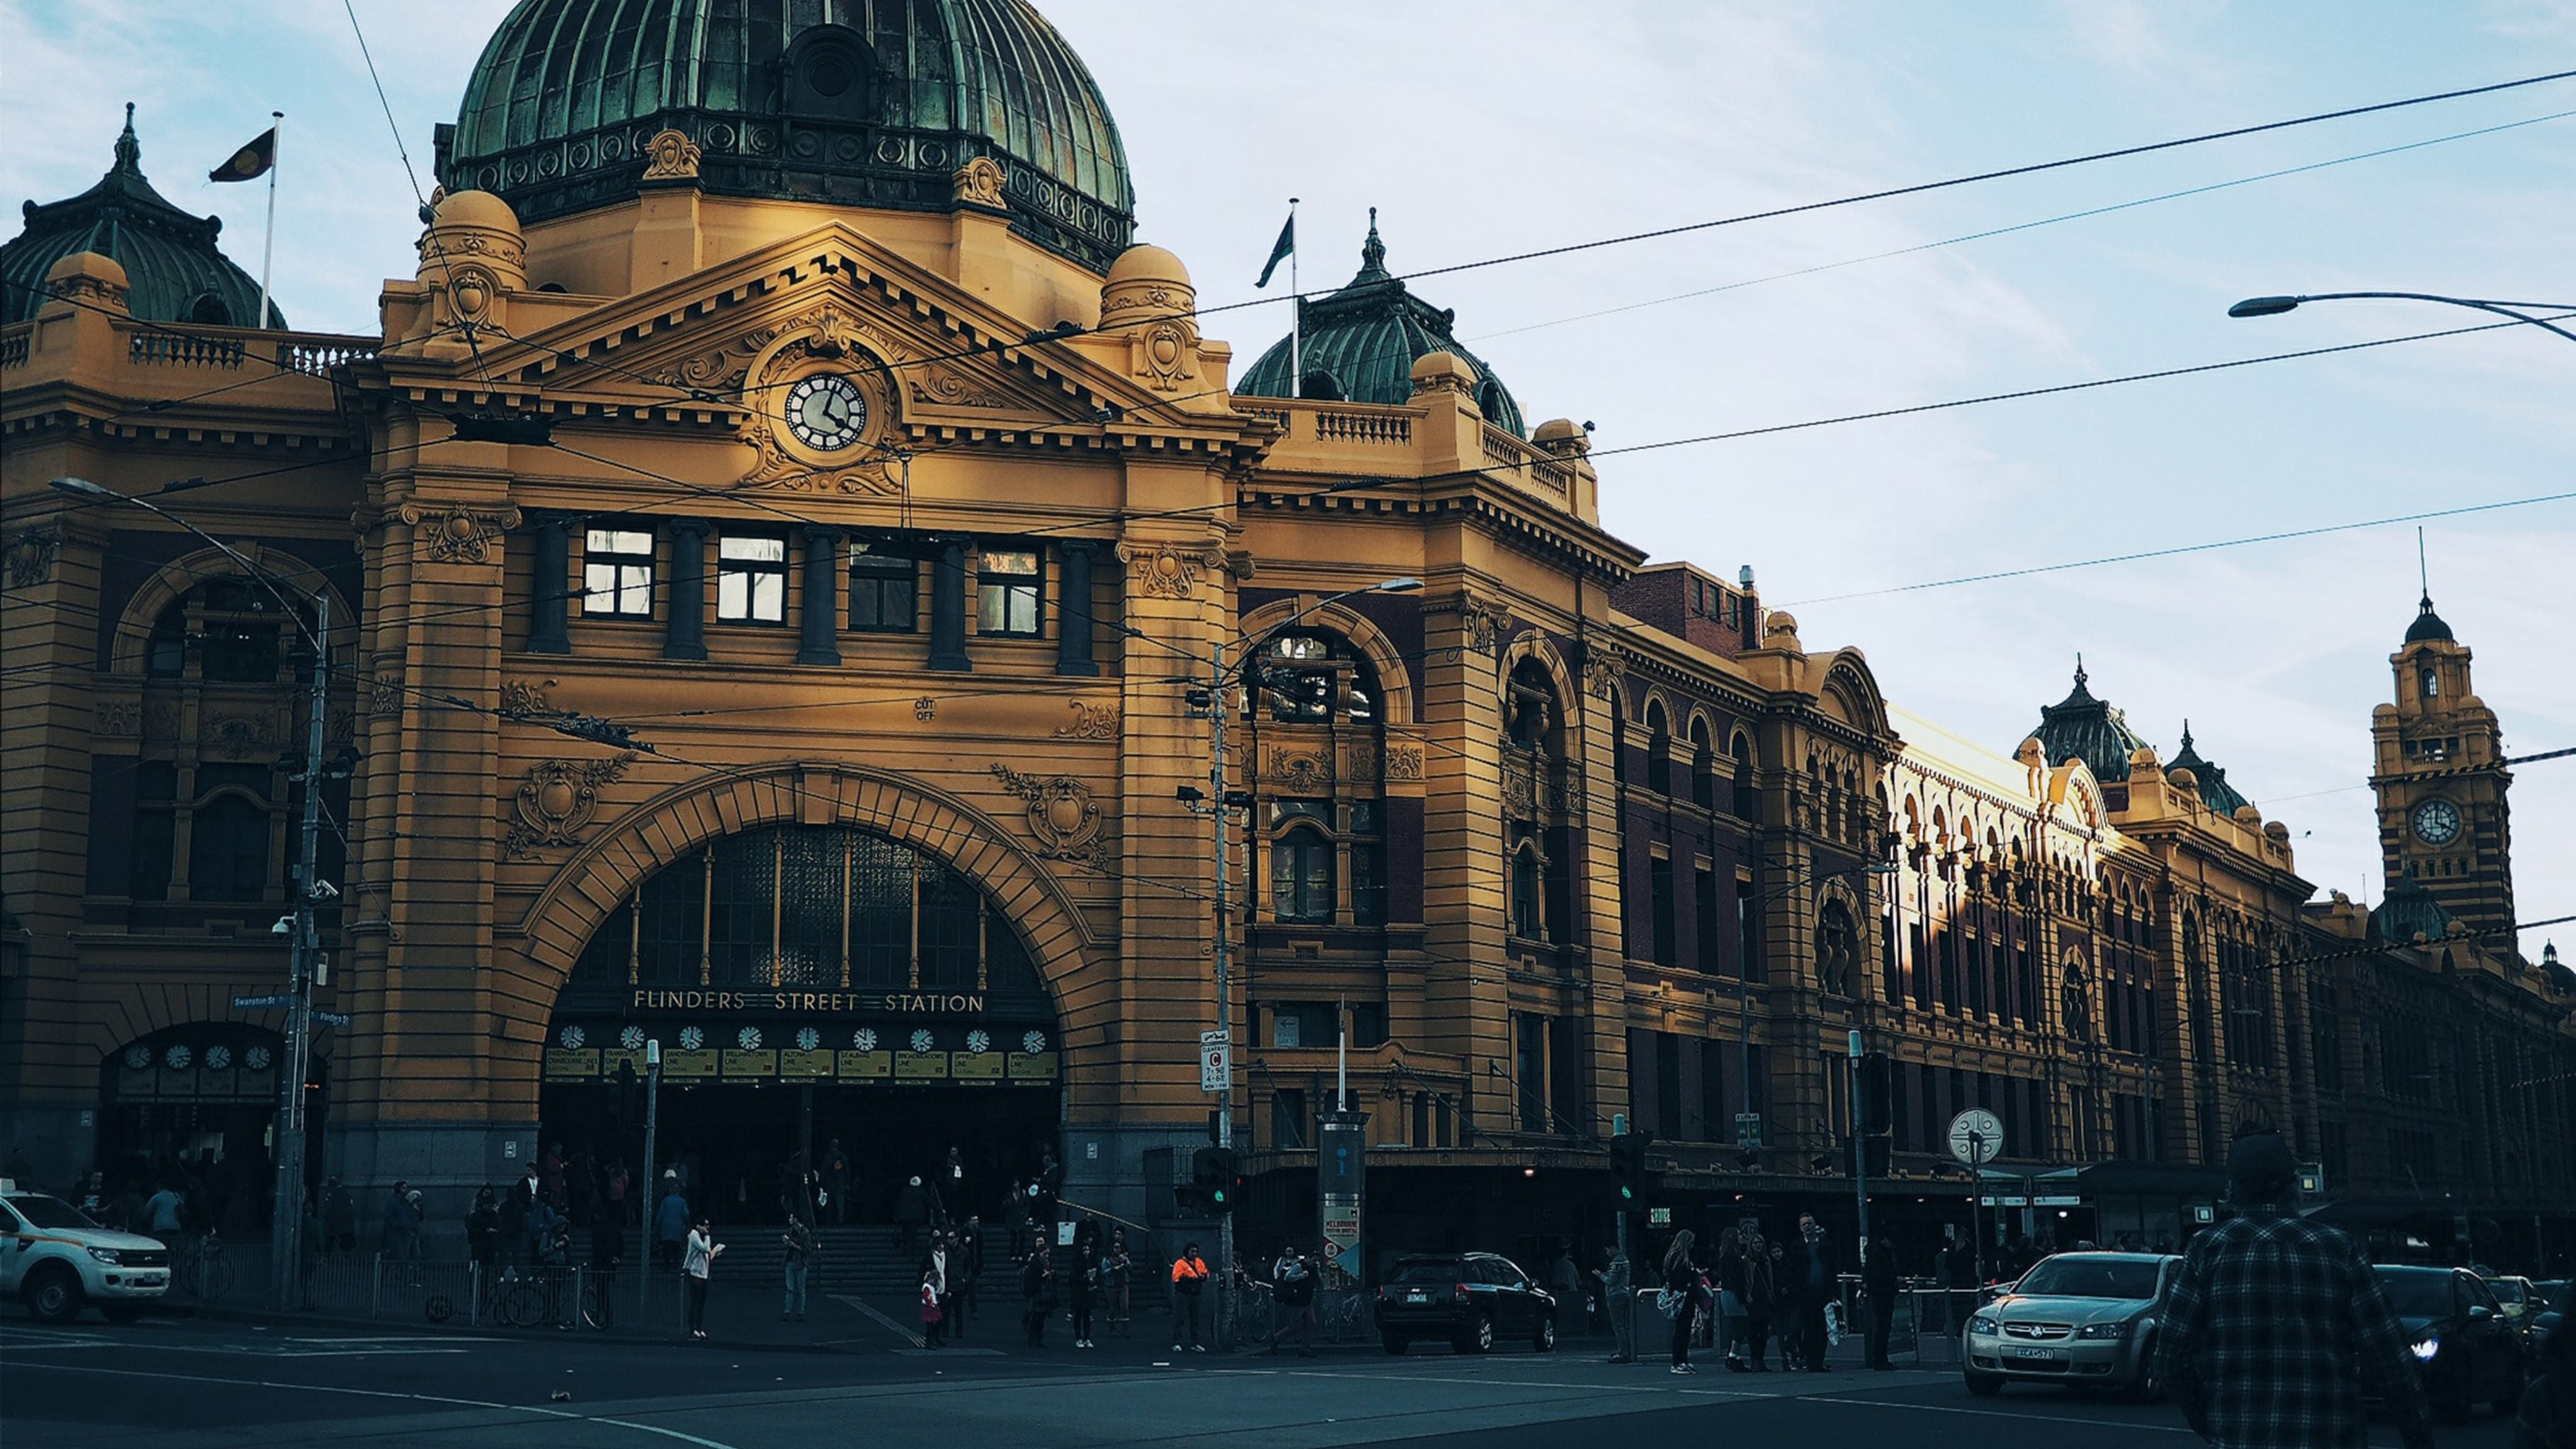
[1,1179,172,1323]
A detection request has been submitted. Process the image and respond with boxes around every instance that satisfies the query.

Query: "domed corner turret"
[1532,418,1590,459]
[2166,765,2200,799]
[2126,744,2162,776]
[1097,242,1206,397]
[412,189,526,340]
[1101,243,1193,321]
[1407,349,1480,405]
[1758,610,1804,655]
[39,250,131,317]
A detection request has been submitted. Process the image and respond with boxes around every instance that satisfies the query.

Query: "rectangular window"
[1657,1033,1683,1140]
[1516,1015,1549,1132]
[715,534,787,623]
[1736,875,1762,981]
[847,545,916,632]
[1272,1002,1336,1048]
[976,547,1041,636]
[1351,1002,1388,1048]
[1649,854,1677,966]
[1695,865,1719,973]
[199,620,280,683]
[582,528,657,618]
[1272,1088,1308,1149]
[187,794,272,902]
[1965,933,1987,1018]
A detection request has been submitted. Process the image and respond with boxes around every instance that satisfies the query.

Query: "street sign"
[1199,1029,1230,1093]
[1648,1208,1672,1226]
[2035,1195,2082,1207]
[1946,1108,2002,1166]
[232,994,293,1009]
[1735,1112,1762,1149]
[314,1011,351,1028]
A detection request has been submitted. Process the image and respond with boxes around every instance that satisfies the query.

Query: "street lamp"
[50,475,333,1312]
[1182,574,1419,1341]
[2227,291,2576,344]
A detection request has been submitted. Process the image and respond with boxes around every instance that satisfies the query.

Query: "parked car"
[2527,1280,2568,1364]
[1374,1252,1558,1355]
[1962,1252,2177,1401]
[2371,1265,2523,1423]
[0,1179,172,1324]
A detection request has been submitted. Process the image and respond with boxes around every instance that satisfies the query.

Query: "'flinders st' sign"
[631,989,990,1014]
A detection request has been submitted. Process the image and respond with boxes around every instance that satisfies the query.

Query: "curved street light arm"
[46,476,330,654]
[2230,291,2576,345]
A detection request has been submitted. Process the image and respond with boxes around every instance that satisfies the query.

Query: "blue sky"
[6,1,2570,957]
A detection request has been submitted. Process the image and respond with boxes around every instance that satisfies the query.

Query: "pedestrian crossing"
[0,1323,482,1357]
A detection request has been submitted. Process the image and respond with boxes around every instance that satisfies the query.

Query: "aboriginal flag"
[209,128,277,183]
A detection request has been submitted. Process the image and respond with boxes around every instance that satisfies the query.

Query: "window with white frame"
[583,528,657,618]
[716,534,788,623]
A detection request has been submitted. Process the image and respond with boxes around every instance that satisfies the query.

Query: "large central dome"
[436,0,1133,270]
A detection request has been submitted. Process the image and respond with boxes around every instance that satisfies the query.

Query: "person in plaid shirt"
[2159,1129,2433,1449]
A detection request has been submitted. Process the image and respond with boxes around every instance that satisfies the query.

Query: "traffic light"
[1192,1146,1239,1214]
[1609,1130,1656,1204]
[1849,1135,1890,1177]
[1854,1052,1892,1136]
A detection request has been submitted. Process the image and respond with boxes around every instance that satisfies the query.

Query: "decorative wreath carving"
[1115,539,1224,601]
[951,156,1007,209]
[398,502,521,564]
[505,753,635,859]
[94,699,142,738]
[6,528,60,588]
[990,763,1104,864]
[1053,700,1121,741]
[641,128,704,182]
[1129,319,1199,392]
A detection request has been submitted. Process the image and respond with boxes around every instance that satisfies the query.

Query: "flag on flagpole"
[209,128,277,184]
[1255,211,1295,288]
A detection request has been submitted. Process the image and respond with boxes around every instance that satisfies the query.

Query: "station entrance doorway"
[538,822,1065,1228]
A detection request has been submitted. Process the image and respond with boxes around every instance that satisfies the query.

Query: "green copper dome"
[2166,721,2250,816]
[2030,657,2148,783]
[3,106,283,329]
[436,0,1133,271]
[1237,215,1525,435]
[2372,866,2452,945]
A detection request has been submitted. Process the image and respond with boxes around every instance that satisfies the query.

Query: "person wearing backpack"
[1268,1245,1318,1357]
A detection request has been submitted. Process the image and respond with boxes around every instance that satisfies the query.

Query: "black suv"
[1374,1253,1558,1355]
[2372,1265,2525,1423]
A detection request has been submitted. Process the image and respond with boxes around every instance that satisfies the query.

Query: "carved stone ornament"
[1464,598,1514,658]
[1580,650,1624,702]
[735,314,906,494]
[1053,699,1121,741]
[206,713,279,760]
[369,673,406,718]
[640,128,704,182]
[398,502,522,564]
[6,528,60,587]
[500,678,555,716]
[94,699,142,738]
[950,156,1008,209]
[1128,319,1199,392]
[1264,749,1331,794]
[1115,539,1224,601]
[446,264,499,324]
[989,763,1104,864]
[504,753,635,859]
[1384,743,1425,782]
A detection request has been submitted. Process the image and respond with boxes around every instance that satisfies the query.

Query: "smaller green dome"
[2030,656,2148,782]
[2372,866,2451,945]
[1237,213,1524,435]
[2167,721,2250,816]
[2,106,282,329]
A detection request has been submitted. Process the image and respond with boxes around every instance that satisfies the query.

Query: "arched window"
[1690,719,1716,811]
[1260,632,1379,723]
[1506,658,1560,756]
[1816,899,1858,997]
[185,292,231,326]
[1730,731,1757,819]
[1272,827,1335,924]
[187,793,272,902]
[1645,702,1670,796]
[1510,840,1545,941]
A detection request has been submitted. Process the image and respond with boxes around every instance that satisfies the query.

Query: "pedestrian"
[1021,1243,1056,1348]
[322,1177,356,1258]
[2158,1127,2433,1449]
[1792,1214,1834,1374]
[1862,1233,1899,1371]
[1549,1247,1582,1341]
[2516,1280,2575,1449]
[654,1175,690,1269]
[1170,1240,1210,1352]
[467,1185,501,1293]
[819,1139,851,1226]
[782,1212,815,1321]
[1601,1246,1636,1365]
[497,1174,530,1269]
[1268,1244,1316,1357]
[919,1265,945,1348]
[588,1197,624,1330]
[1105,1226,1133,1336]
[894,1175,931,1255]
[143,1177,187,1238]
[922,1233,949,1346]
[1070,1226,1104,1349]
[1661,1231,1706,1374]
[1710,1228,1744,1368]
[682,1214,723,1341]
[943,1145,969,1219]
[605,1158,630,1225]
[540,1142,568,1209]
[1742,1233,1778,1371]
[380,1180,419,1261]
[954,1216,984,1339]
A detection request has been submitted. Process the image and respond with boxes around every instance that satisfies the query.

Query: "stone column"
[797,526,841,666]
[928,541,971,672]
[664,519,709,662]
[1055,541,1099,677]
[527,515,571,655]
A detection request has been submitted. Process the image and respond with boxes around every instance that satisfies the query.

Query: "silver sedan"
[1962,1252,2179,1400]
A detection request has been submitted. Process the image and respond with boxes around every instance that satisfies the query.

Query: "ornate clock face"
[785,373,866,452]
[2411,798,2462,846]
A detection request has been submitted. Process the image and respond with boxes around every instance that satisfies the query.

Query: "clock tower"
[2371,593,2516,942]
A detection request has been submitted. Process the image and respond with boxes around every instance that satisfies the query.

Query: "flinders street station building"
[5,0,2572,1275]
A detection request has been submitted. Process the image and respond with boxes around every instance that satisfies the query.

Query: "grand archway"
[539,821,1063,1229]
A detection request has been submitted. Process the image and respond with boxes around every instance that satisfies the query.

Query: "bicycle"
[175,1231,235,1301]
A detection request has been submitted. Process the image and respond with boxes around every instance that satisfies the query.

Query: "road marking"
[1800,1391,2198,1435]
[33,1362,745,1449]
[828,1292,927,1346]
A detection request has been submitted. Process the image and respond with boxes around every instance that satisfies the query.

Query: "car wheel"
[26,1264,85,1324]
[100,1303,145,1324]
[1964,1370,2004,1397]
[1382,1334,1407,1355]
[1534,1316,1557,1353]
[2128,1337,2162,1402]
[1457,1312,1494,1355]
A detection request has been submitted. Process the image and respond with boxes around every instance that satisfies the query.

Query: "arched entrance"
[540,821,1062,1229]
[97,1021,323,1236]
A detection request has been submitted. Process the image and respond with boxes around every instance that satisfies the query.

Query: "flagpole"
[1287,196,1301,398]
[257,111,282,331]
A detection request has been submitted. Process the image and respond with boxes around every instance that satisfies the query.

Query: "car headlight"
[86,1246,125,1265]
[2410,1336,2440,1362]
[1968,1313,1999,1335]
[2076,1319,2131,1340]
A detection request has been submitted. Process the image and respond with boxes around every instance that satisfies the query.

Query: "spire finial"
[2417,525,2429,608]
[2073,652,2087,689]
[2180,718,2193,751]
[114,101,140,174]
[1360,206,1385,272]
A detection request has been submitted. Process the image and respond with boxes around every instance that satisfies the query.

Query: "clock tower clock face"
[2411,798,2462,846]
[785,373,867,452]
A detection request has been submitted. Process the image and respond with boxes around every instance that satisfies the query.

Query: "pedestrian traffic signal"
[1609,1131,1656,1203]
[1192,1146,1239,1213]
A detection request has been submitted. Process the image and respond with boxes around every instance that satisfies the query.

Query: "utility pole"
[1207,628,1236,1338]
[641,1038,662,1323]
[270,591,329,1311]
